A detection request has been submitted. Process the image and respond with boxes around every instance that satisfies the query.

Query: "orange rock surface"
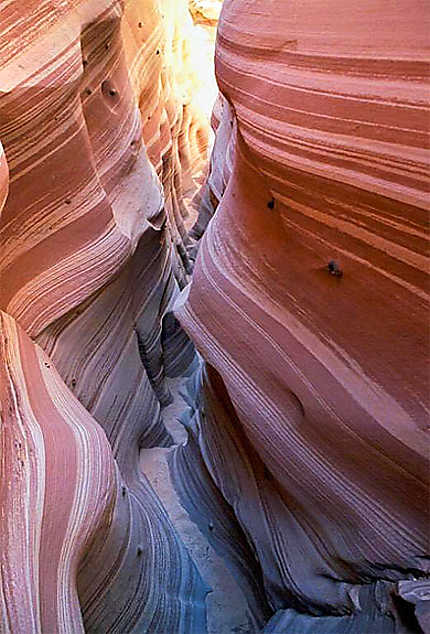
[174,0,430,631]
[1,0,429,631]
[0,1,210,631]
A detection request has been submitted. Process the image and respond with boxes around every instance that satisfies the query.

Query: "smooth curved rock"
[0,0,209,335]
[2,0,428,630]
[1,308,116,633]
[0,0,211,631]
[0,310,208,633]
[174,0,430,630]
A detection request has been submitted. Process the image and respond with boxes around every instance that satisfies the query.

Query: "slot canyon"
[0,0,428,632]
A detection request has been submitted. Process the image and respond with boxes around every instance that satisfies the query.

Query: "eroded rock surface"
[173,0,430,631]
[1,0,429,632]
[0,1,211,631]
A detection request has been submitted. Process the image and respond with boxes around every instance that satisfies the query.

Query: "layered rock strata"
[0,0,211,631]
[174,0,430,632]
[1,0,429,632]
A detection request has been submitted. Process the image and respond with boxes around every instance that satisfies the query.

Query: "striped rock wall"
[0,1,210,631]
[174,0,430,632]
[0,309,207,633]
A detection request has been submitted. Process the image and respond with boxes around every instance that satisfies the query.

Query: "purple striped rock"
[0,0,210,631]
[174,0,430,631]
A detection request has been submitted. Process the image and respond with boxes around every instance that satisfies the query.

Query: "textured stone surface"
[0,1,211,631]
[0,309,208,633]
[174,0,430,631]
[1,0,429,631]
[0,0,209,333]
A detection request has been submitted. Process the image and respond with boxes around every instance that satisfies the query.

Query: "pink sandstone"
[0,0,428,632]
[0,0,210,631]
[174,0,430,631]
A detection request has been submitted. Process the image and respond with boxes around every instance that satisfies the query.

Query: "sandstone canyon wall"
[173,0,430,632]
[0,0,429,633]
[0,1,211,631]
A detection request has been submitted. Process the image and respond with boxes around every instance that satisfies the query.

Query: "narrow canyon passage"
[0,1,428,633]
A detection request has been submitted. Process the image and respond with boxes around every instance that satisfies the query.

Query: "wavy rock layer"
[0,0,211,631]
[1,311,207,633]
[0,0,209,333]
[174,0,430,631]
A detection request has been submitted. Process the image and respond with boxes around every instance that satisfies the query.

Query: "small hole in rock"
[327,260,343,278]
[267,198,275,210]
[101,80,119,104]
